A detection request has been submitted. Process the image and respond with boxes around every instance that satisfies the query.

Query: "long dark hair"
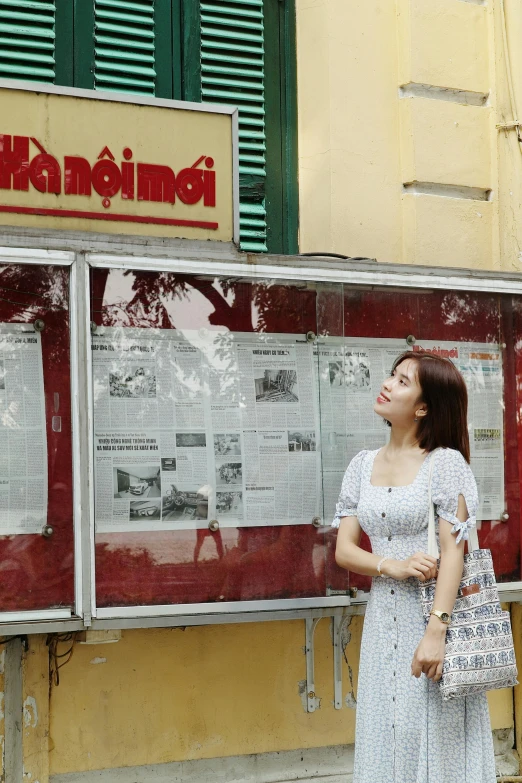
[391,350,470,462]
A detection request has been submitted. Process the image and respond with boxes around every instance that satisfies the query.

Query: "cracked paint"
[23,696,38,729]
[90,657,107,665]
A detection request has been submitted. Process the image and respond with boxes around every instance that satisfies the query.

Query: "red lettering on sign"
[92,159,122,198]
[0,134,220,227]
[64,157,92,196]
[29,153,61,194]
[121,161,134,200]
[176,168,204,205]
[0,134,30,191]
[137,164,175,205]
[204,169,216,207]
[98,146,115,161]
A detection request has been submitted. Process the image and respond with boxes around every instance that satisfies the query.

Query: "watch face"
[441,612,450,623]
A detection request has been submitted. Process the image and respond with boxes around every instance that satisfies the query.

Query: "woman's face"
[374,358,426,425]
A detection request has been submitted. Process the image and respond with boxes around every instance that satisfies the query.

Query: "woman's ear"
[415,406,428,419]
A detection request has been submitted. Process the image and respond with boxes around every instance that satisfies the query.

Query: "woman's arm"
[335,516,438,580]
[411,493,467,681]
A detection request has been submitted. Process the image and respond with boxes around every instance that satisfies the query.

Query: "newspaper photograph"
[318,337,505,523]
[92,328,322,531]
[0,324,48,535]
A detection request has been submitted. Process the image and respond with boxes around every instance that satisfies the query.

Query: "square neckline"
[368,447,432,488]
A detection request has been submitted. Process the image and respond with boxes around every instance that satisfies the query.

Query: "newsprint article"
[92,329,504,533]
[0,324,47,535]
[92,328,321,532]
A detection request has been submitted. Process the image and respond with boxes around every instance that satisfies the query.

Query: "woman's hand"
[411,620,447,681]
[382,552,438,582]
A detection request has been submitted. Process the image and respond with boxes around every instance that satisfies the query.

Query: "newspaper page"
[92,328,322,532]
[0,324,48,534]
[319,337,505,523]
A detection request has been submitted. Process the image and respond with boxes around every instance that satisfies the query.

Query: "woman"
[333,351,496,783]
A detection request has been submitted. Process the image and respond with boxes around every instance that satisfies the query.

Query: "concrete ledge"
[50,744,355,783]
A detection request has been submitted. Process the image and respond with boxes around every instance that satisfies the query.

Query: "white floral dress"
[333,447,496,783]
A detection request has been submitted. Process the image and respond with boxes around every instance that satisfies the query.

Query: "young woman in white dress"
[333,351,496,782]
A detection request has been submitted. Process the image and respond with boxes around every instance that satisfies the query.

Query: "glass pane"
[315,282,349,597]
[324,285,517,595]
[0,263,74,612]
[91,268,328,607]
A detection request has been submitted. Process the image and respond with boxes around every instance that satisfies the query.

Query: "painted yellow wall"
[23,636,50,783]
[296,0,520,271]
[49,619,363,775]
[44,616,513,776]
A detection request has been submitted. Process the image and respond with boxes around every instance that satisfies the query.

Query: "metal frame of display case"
[2,231,522,637]
[0,247,80,627]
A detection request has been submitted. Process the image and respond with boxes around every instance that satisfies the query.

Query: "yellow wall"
[49,620,363,775]
[296,0,522,271]
[42,616,512,776]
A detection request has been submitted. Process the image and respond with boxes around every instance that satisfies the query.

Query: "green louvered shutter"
[200,0,267,252]
[94,0,156,94]
[0,0,56,83]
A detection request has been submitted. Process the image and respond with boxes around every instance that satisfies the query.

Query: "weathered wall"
[296,0,519,271]
[23,636,50,783]
[39,618,511,777]
[48,620,363,775]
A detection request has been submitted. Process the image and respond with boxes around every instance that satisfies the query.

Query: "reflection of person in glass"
[333,351,495,781]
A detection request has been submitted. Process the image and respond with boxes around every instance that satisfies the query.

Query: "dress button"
[393,696,395,702]
[394,644,397,649]
[388,535,392,541]
[394,616,397,621]
[382,512,386,518]
[393,671,396,676]
[388,487,392,493]
[391,589,394,595]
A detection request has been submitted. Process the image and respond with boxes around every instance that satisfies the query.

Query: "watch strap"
[430,609,451,625]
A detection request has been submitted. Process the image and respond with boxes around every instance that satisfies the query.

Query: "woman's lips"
[376,394,390,403]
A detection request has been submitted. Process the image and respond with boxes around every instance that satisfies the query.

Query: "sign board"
[0,81,238,242]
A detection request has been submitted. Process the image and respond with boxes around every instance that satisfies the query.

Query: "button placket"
[390,577,399,758]
[382,487,392,541]
[382,485,397,765]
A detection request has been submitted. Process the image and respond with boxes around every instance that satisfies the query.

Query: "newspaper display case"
[0,246,521,630]
[89,265,331,612]
[321,286,519,599]
[84,256,521,623]
[0,250,78,625]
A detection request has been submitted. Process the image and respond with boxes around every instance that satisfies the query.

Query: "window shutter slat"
[94,0,156,95]
[200,0,267,252]
[0,0,55,82]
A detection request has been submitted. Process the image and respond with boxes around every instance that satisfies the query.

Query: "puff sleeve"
[431,448,478,544]
[332,450,368,528]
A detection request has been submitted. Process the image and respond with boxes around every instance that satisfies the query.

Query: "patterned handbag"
[419,451,518,701]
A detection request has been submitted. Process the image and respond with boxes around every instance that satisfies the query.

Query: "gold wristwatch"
[430,609,451,625]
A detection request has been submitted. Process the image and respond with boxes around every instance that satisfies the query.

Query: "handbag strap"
[427,449,480,558]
